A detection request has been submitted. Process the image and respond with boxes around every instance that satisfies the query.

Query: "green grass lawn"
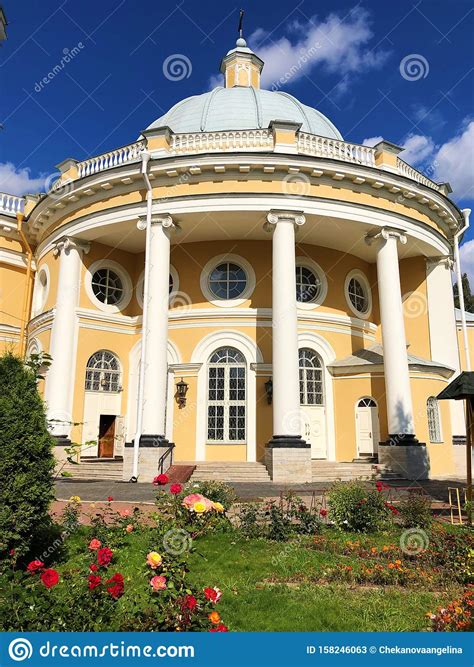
[58,526,460,632]
[186,532,455,632]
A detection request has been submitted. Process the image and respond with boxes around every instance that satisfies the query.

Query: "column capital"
[52,236,90,257]
[426,255,454,270]
[365,226,407,247]
[265,209,306,229]
[137,213,176,231]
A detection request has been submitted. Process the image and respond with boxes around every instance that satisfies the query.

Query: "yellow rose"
[213,502,225,513]
[69,495,81,504]
[146,551,163,569]
[193,501,207,514]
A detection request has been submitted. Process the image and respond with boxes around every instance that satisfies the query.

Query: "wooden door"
[98,414,115,458]
[356,399,380,456]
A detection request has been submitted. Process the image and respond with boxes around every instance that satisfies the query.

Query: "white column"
[141,214,175,439]
[45,236,89,439]
[266,210,306,440]
[367,228,415,437]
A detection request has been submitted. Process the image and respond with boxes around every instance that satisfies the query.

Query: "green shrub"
[238,503,263,539]
[398,491,432,528]
[328,480,391,532]
[0,354,55,559]
[265,501,292,541]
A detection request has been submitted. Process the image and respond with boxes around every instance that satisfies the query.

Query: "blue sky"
[1,1,473,250]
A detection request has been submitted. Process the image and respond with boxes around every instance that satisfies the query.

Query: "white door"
[356,398,380,455]
[299,348,327,459]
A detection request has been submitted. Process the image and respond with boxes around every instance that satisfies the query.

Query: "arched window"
[85,351,121,392]
[427,396,442,443]
[299,348,324,406]
[358,397,377,408]
[207,347,246,442]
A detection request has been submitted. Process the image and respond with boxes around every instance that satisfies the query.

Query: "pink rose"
[150,575,167,591]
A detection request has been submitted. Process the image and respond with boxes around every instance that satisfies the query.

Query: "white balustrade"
[397,158,441,191]
[77,140,146,178]
[0,192,25,216]
[297,132,376,167]
[170,129,273,154]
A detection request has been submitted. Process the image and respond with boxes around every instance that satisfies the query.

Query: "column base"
[265,435,312,483]
[122,436,174,483]
[378,437,430,480]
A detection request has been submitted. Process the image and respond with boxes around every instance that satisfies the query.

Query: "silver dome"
[146,87,342,139]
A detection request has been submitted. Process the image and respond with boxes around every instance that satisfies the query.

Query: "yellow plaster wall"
[38,249,60,313]
[457,325,474,371]
[332,375,388,461]
[411,376,454,477]
[400,256,431,358]
[0,263,27,329]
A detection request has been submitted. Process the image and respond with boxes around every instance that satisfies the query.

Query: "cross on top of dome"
[220,10,264,89]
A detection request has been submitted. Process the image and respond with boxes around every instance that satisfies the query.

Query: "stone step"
[190,462,271,483]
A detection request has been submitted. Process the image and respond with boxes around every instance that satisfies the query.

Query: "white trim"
[0,248,34,269]
[191,330,261,461]
[297,332,336,461]
[32,264,50,317]
[344,269,373,319]
[35,195,453,261]
[295,256,328,309]
[199,253,256,307]
[84,259,133,313]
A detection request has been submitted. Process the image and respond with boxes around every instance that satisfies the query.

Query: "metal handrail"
[158,442,175,475]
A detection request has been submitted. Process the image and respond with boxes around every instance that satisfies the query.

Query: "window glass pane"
[296,266,322,303]
[208,262,247,300]
[91,269,124,305]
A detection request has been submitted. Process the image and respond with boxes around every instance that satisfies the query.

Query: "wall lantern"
[176,377,189,408]
[264,378,273,405]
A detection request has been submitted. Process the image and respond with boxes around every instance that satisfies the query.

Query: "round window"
[91,268,124,305]
[208,262,247,300]
[296,266,322,303]
[348,277,368,314]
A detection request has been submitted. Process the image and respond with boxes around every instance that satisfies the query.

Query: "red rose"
[88,538,101,550]
[170,483,183,495]
[319,508,328,517]
[97,547,113,566]
[203,587,222,603]
[106,572,124,599]
[376,481,383,492]
[88,574,102,590]
[40,568,59,588]
[209,624,228,632]
[153,474,169,486]
[107,496,113,502]
[26,559,44,573]
[90,563,98,572]
[181,594,197,611]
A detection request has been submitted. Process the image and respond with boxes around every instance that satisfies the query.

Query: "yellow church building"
[1,33,471,483]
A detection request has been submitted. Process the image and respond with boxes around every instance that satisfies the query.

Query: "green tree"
[454,272,474,313]
[0,353,55,558]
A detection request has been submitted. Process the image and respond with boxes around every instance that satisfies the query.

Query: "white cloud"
[0,162,46,196]
[459,238,474,286]
[399,134,436,166]
[433,121,474,200]
[211,8,389,92]
[362,136,383,147]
